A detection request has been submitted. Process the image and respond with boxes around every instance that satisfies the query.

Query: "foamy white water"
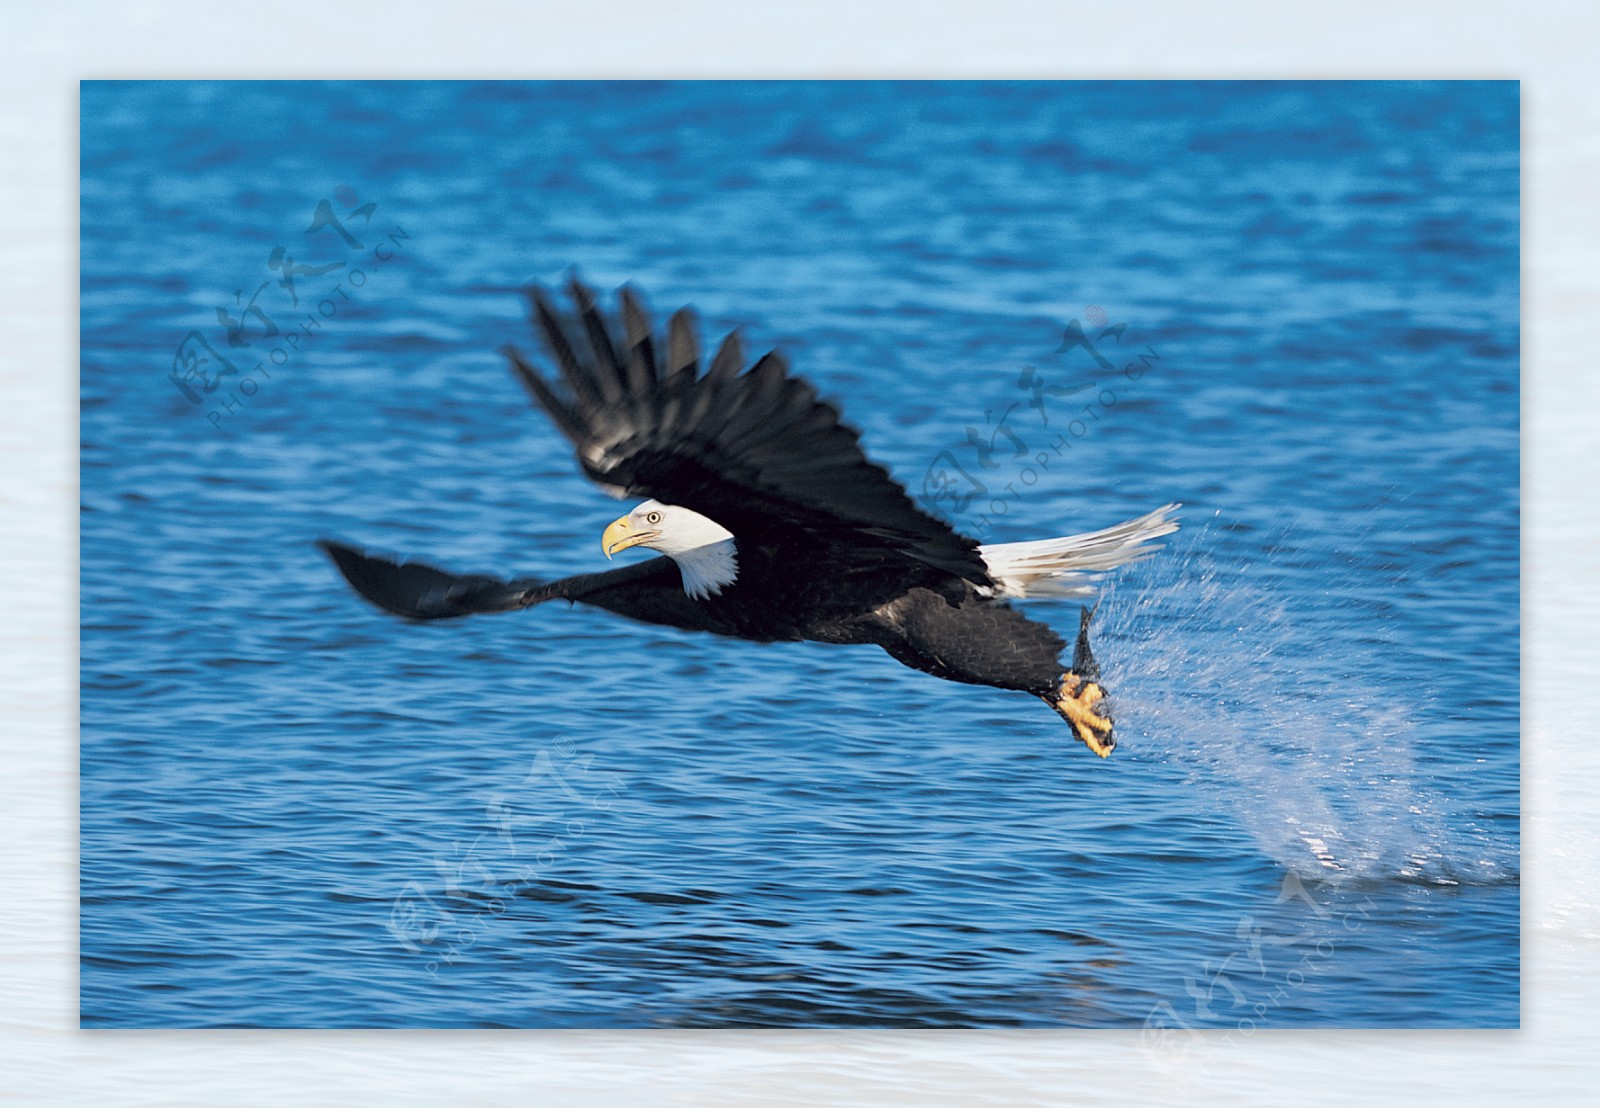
[1099,515,1516,888]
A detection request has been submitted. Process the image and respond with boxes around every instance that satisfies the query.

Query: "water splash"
[1095,509,1516,887]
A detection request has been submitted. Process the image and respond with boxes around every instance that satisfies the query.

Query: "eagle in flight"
[321,279,1178,757]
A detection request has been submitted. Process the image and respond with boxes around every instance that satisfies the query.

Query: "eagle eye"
[646,510,662,525]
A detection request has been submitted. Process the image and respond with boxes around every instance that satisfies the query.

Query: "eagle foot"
[1047,673,1115,758]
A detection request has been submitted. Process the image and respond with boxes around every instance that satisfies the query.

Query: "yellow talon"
[1046,673,1116,758]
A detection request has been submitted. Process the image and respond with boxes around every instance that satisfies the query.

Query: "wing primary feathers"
[717,355,799,456]
[502,344,585,443]
[618,286,659,393]
[619,285,652,346]
[707,330,744,382]
[320,540,724,632]
[745,351,788,399]
[568,277,626,407]
[666,308,701,385]
[713,356,793,457]
[318,540,536,620]
[530,288,605,412]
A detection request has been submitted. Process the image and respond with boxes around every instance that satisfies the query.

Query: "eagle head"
[601,500,738,600]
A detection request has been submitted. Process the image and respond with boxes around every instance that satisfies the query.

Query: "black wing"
[504,277,991,585]
[318,540,723,633]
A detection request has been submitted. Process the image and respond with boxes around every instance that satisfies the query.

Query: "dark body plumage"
[322,278,1161,755]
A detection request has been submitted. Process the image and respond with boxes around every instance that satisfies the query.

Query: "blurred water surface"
[80,80,1518,1028]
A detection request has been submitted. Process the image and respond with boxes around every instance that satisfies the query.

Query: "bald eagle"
[321,280,1178,757]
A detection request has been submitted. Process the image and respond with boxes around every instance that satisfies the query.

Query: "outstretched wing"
[504,278,991,585]
[318,540,723,633]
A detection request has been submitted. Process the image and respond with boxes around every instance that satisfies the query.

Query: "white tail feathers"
[978,503,1181,600]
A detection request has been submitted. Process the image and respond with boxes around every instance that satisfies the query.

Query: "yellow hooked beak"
[601,514,657,558]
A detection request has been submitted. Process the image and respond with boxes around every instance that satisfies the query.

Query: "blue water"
[80,80,1519,1028]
